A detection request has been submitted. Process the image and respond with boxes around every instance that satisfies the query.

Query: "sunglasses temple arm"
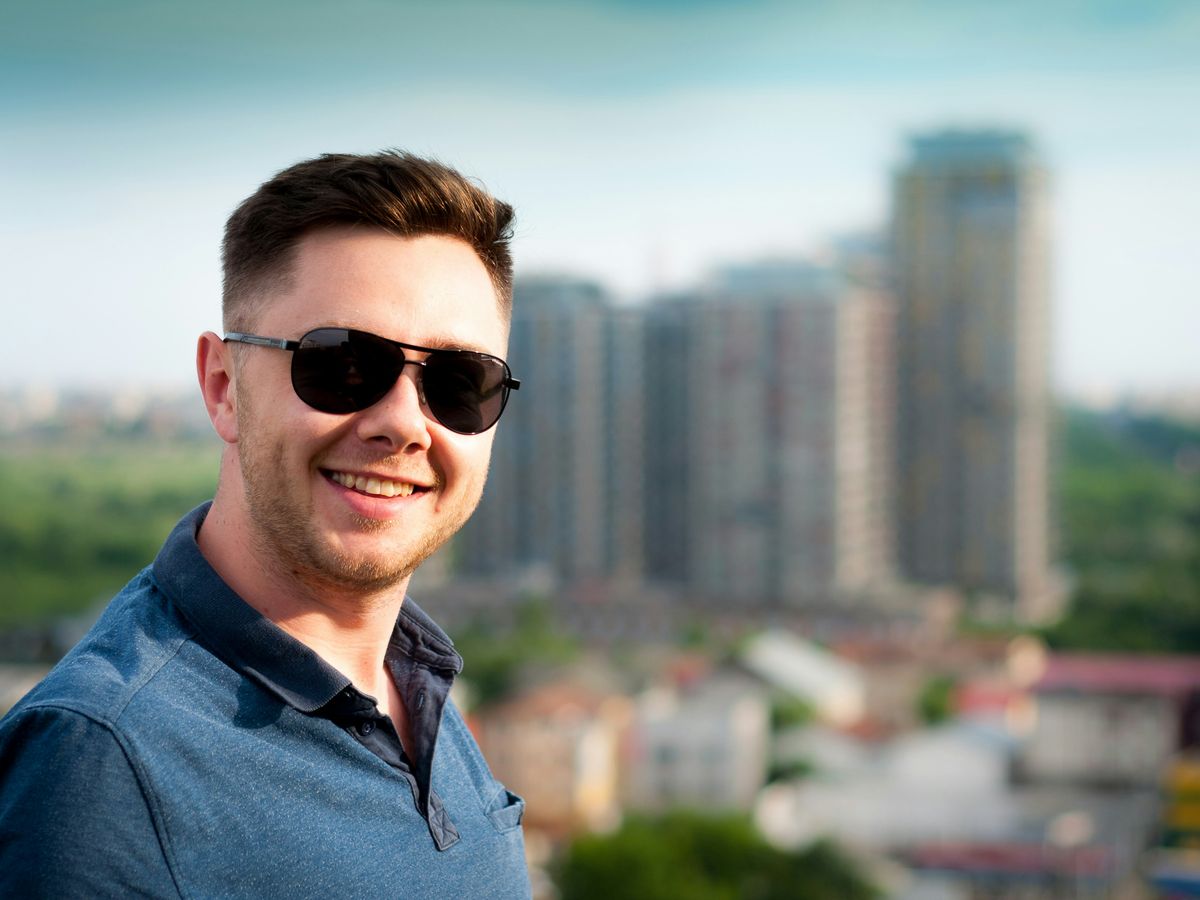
[223,333,300,351]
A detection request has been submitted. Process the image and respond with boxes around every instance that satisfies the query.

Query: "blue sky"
[4,0,1198,396]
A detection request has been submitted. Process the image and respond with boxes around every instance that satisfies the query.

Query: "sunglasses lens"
[290,328,511,434]
[292,329,397,414]
[423,353,510,435]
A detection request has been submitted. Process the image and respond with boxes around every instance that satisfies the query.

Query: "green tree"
[916,674,957,725]
[555,812,879,900]
[769,695,815,733]
[1044,407,1200,653]
[0,440,220,625]
[454,596,579,707]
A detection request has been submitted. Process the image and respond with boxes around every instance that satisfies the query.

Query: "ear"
[197,331,239,443]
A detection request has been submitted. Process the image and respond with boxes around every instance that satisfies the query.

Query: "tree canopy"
[1043,407,1200,653]
[555,811,879,900]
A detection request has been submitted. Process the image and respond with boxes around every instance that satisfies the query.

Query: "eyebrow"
[417,336,494,355]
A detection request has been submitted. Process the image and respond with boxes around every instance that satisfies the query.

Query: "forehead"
[259,227,508,354]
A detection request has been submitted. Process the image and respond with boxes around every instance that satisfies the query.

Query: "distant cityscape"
[3,129,1200,897]
[3,129,1194,629]
[0,385,213,440]
[460,130,1061,623]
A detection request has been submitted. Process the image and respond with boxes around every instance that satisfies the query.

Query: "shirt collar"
[151,502,462,714]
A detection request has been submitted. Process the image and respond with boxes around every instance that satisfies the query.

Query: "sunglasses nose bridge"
[395,357,428,409]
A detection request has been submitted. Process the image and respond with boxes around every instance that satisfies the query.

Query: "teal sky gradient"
[4,0,1199,395]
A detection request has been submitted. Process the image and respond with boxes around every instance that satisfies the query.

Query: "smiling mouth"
[325,470,424,498]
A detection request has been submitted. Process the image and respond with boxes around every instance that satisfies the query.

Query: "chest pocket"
[485,786,525,833]
[438,702,526,835]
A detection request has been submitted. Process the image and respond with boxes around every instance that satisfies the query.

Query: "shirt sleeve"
[0,704,181,898]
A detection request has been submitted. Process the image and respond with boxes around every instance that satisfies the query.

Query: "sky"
[3,0,1199,398]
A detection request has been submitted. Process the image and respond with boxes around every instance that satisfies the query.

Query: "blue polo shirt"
[0,504,531,899]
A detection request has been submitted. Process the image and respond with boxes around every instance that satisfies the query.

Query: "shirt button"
[358,720,376,736]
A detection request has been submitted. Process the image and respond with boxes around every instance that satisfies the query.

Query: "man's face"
[229,227,507,593]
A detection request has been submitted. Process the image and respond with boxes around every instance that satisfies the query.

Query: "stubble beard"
[236,417,482,597]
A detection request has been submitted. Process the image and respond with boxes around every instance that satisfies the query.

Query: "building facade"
[475,682,628,835]
[624,672,769,813]
[457,276,644,585]
[644,261,894,605]
[1019,654,1200,786]
[892,130,1059,620]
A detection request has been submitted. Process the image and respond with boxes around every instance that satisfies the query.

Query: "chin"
[308,533,448,592]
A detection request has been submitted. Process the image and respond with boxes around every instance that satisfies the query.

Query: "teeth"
[331,471,415,497]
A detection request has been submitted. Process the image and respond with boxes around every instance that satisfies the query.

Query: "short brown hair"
[222,151,515,329]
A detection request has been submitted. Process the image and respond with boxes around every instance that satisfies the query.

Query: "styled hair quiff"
[221,151,515,330]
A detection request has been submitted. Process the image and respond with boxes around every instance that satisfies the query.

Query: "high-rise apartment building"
[644,261,894,605]
[456,276,644,584]
[458,130,1054,621]
[892,130,1059,620]
[459,265,891,609]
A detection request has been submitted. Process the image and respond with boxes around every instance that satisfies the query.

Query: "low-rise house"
[623,669,769,812]
[475,681,630,835]
[738,629,865,727]
[757,721,1016,851]
[1018,654,1200,786]
[757,720,1159,899]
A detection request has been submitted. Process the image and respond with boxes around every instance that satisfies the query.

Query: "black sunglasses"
[224,328,520,435]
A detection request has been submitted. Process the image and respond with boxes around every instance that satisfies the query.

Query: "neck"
[197,482,410,700]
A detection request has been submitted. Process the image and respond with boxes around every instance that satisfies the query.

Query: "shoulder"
[0,566,183,815]
[0,569,193,895]
[9,566,194,728]
[0,703,182,895]
[0,701,135,788]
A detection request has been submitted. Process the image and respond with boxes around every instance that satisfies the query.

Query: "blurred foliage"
[454,596,579,707]
[679,616,712,650]
[0,440,219,624]
[766,757,816,785]
[769,694,816,733]
[3,404,1198,661]
[1044,407,1200,653]
[916,674,957,725]
[555,811,879,900]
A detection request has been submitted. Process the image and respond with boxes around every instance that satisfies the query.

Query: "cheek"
[442,435,495,491]
[234,359,297,423]
[239,394,345,467]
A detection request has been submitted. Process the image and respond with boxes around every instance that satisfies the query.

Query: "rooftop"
[906,129,1038,170]
[1035,654,1200,696]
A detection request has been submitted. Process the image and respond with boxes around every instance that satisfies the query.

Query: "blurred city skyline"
[4,0,1198,397]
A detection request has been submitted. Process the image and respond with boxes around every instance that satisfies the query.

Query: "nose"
[352,363,432,453]
[398,358,429,408]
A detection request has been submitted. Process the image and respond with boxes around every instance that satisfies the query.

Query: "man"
[0,152,531,898]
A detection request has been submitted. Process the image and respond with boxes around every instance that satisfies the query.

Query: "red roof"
[910,842,1113,878]
[1035,654,1200,696]
[956,680,1017,713]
